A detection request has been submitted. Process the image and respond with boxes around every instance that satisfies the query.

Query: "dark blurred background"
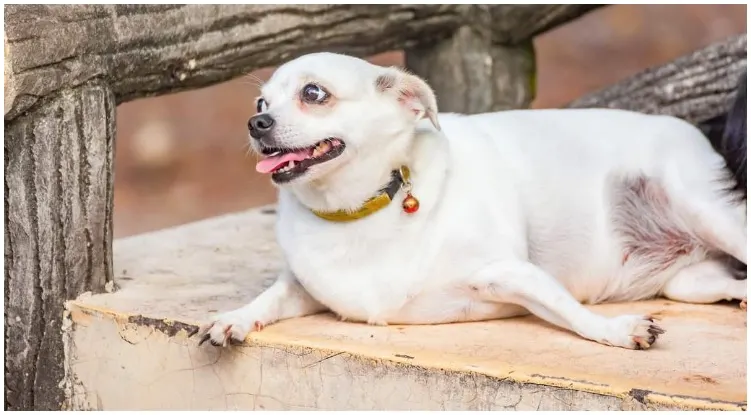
[113,4,747,238]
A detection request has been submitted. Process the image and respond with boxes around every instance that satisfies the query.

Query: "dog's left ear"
[376,68,441,131]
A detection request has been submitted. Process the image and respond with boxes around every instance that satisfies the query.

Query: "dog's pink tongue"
[256,150,310,174]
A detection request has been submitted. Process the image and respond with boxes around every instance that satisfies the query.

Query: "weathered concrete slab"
[63,207,747,410]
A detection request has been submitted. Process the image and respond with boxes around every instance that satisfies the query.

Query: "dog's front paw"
[601,315,665,350]
[196,311,264,347]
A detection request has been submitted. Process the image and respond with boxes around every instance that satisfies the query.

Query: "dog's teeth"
[289,160,295,168]
[310,140,336,160]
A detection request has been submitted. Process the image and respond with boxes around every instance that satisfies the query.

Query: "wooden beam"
[4,84,115,410]
[567,34,747,124]
[490,5,603,45]
[4,5,605,120]
[3,5,464,120]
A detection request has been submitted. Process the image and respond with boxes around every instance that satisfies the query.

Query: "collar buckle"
[398,166,413,194]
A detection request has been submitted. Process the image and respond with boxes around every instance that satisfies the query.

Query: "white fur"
[200,53,747,350]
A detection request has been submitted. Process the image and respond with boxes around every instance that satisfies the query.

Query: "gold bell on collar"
[399,166,419,214]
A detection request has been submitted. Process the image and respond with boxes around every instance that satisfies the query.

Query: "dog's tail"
[698,70,747,199]
[697,70,747,280]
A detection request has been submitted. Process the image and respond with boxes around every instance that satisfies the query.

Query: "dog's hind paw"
[196,312,264,348]
[600,314,665,350]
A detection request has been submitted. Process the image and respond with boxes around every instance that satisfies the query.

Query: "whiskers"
[241,139,259,160]
[238,72,266,160]
[241,73,267,89]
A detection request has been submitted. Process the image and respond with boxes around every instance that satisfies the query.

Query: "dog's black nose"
[248,114,275,138]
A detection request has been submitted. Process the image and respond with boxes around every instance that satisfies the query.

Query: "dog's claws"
[647,325,665,336]
[630,318,664,350]
[187,326,200,338]
[198,333,211,347]
[196,322,248,348]
[196,322,215,347]
[221,325,234,347]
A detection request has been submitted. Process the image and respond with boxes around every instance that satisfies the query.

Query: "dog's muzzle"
[248,113,275,140]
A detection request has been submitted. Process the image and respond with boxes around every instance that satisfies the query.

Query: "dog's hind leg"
[662,259,746,304]
[468,261,664,350]
[661,125,747,267]
[676,192,747,266]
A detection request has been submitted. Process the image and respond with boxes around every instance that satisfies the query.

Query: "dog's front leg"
[469,261,664,349]
[197,269,326,347]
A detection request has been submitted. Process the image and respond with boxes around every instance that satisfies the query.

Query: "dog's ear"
[375,68,440,131]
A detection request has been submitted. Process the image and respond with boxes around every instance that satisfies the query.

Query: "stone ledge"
[63,207,747,410]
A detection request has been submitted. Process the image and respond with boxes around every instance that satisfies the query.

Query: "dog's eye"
[256,98,268,113]
[301,84,328,104]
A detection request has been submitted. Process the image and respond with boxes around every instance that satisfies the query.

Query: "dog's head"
[249,52,439,186]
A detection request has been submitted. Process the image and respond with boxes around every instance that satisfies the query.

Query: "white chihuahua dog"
[198,52,747,350]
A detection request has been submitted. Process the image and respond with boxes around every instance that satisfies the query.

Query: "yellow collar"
[311,166,415,222]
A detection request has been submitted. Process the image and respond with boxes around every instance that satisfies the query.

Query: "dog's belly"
[388,290,529,324]
[298,269,528,324]
[292,254,531,325]
[290,261,414,324]
[286,240,520,325]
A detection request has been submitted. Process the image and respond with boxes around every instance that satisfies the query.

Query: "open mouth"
[255,138,346,183]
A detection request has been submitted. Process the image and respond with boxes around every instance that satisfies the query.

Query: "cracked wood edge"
[65,302,745,411]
